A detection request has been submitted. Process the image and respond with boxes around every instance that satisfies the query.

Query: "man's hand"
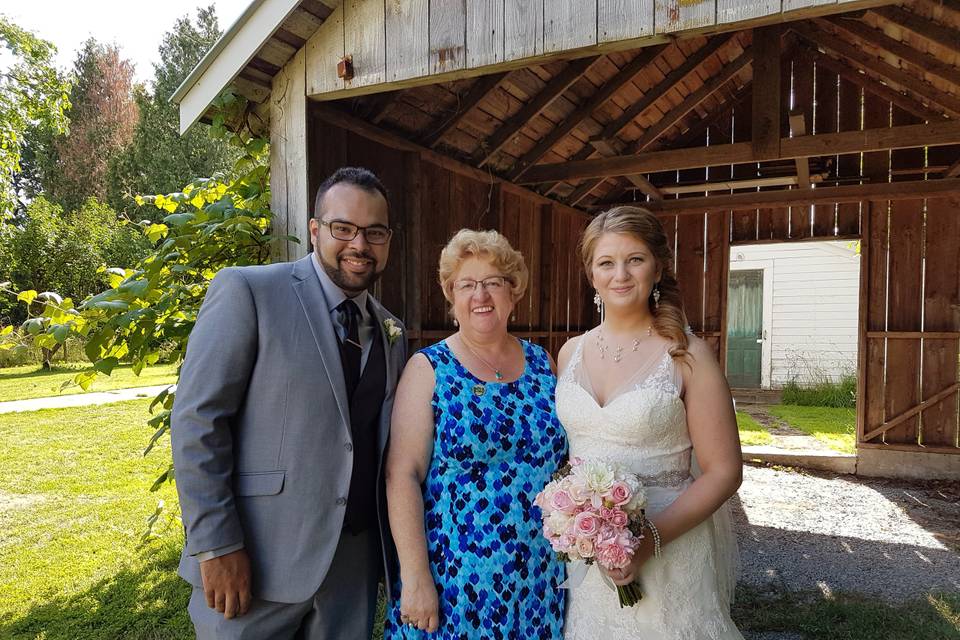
[199,549,252,619]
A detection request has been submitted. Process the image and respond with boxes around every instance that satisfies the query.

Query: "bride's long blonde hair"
[579,206,690,360]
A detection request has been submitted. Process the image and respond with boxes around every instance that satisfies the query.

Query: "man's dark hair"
[313,167,388,217]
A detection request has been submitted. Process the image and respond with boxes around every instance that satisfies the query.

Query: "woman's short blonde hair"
[438,229,529,303]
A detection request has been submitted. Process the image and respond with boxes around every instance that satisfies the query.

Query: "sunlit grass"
[0,363,177,402]
[768,405,857,454]
[737,411,773,446]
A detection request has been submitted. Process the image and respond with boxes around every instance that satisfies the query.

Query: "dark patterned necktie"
[337,299,361,398]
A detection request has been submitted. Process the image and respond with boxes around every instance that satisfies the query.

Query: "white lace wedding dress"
[557,333,743,640]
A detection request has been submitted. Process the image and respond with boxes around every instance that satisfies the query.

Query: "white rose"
[546,510,573,536]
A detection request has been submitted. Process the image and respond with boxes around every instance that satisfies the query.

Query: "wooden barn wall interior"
[263,0,960,456]
[307,107,599,355]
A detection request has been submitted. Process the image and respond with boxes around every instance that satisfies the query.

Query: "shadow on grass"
[1,542,192,640]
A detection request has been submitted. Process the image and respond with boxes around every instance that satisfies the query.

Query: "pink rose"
[556,533,576,552]
[608,508,628,528]
[570,456,583,466]
[596,541,631,570]
[550,489,576,514]
[576,537,595,559]
[596,524,617,545]
[574,511,600,538]
[607,481,632,506]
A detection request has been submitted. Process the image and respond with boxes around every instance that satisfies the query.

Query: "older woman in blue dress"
[385,229,566,638]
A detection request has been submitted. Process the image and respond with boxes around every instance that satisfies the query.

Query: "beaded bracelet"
[645,517,662,558]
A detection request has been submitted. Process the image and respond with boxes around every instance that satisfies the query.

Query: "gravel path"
[734,464,960,601]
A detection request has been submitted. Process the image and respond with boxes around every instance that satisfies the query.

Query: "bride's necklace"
[460,335,506,381]
[597,325,653,363]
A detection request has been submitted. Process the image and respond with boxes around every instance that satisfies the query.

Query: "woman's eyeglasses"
[452,276,511,294]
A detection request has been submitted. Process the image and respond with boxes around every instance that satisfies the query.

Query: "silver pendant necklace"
[460,335,505,381]
[597,325,653,363]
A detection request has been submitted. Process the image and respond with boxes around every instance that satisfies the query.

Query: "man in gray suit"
[172,167,406,638]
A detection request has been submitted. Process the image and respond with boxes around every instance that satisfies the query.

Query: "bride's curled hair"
[579,206,690,360]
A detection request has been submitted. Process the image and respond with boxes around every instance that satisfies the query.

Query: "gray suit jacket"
[171,255,406,603]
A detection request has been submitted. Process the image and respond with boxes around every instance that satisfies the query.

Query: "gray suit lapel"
[290,256,350,429]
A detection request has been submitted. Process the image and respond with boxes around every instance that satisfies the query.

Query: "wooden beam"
[806,47,946,122]
[566,46,755,205]
[867,331,960,339]
[823,15,960,89]
[656,173,824,195]
[475,56,600,167]
[752,25,782,160]
[518,120,960,184]
[871,5,960,57]
[625,174,663,200]
[421,72,508,148]
[945,157,960,178]
[789,110,812,189]
[627,178,960,214]
[505,45,667,180]
[794,23,960,117]
[862,382,960,443]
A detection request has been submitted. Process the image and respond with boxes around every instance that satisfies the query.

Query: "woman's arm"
[385,352,440,632]
[608,336,742,585]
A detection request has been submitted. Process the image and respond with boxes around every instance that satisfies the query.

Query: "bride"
[556,206,744,640]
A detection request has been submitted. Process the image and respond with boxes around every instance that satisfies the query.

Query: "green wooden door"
[726,269,763,388]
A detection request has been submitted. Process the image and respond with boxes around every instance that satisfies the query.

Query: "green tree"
[0,16,71,217]
[108,6,238,216]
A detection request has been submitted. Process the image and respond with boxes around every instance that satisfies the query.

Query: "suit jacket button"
[344,443,353,452]
[336,497,347,506]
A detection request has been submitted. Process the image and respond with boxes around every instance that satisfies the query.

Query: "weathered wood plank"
[718,0,780,24]
[505,0,544,60]
[863,201,888,444]
[343,0,385,89]
[884,197,924,444]
[655,0,715,34]
[307,0,344,96]
[784,0,835,11]
[598,0,654,43]
[752,26,782,160]
[544,0,598,53]
[270,48,309,261]
[922,196,960,447]
[675,213,705,331]
[836,77,861,236]
[430,0,467,74]
[467,0,505,68]
[386,0,429,82]
[705,210,729,367]
[812,56,838,237]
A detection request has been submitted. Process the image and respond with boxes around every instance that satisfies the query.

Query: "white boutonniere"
[383,318,402,346]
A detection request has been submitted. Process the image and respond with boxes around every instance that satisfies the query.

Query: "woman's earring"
[453,318,459,327]
[652,284,661,309]
[593,291,603,313]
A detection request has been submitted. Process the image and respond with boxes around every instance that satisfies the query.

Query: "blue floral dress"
[385,339,567,639]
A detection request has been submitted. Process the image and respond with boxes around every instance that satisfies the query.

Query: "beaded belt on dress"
[638,469,690,488]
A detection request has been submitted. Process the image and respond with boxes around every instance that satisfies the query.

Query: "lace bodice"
[556,334,692,484]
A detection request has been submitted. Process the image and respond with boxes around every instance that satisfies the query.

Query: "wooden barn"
[172,0,960,478]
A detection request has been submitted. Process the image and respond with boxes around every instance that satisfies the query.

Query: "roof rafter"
[870,5,960,56]
[821,16,960,88]
[504,45,668,181]
[523,35,736,191]
[420,72,509,148]
[805,45,946,121]
[566,45,755,206]
[474,56,601,167]
[793,22,960,118]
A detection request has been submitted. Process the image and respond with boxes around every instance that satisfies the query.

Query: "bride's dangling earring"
[652,283,661,310]
[593,290,604,323]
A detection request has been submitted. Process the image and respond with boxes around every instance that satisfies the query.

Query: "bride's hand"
[399,571,440,633]
[602,534,656,586]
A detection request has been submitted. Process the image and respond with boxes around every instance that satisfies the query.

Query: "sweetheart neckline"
[557,377,682,411]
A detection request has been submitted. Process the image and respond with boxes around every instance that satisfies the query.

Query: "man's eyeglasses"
[320,219,392,245]
[452,276,511,294]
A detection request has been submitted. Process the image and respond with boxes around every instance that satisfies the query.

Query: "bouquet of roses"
[534,457,648,607]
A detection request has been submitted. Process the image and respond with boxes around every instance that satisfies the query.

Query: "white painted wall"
[729,241,860,388]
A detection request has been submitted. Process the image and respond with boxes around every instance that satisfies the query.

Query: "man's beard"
[318,250,383,293]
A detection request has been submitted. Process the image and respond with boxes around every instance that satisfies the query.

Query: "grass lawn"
[0,363,178,403]
[737,411,773,446]
[0,400,191,640]
[769,405,857,454]
[734,585,960,640]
